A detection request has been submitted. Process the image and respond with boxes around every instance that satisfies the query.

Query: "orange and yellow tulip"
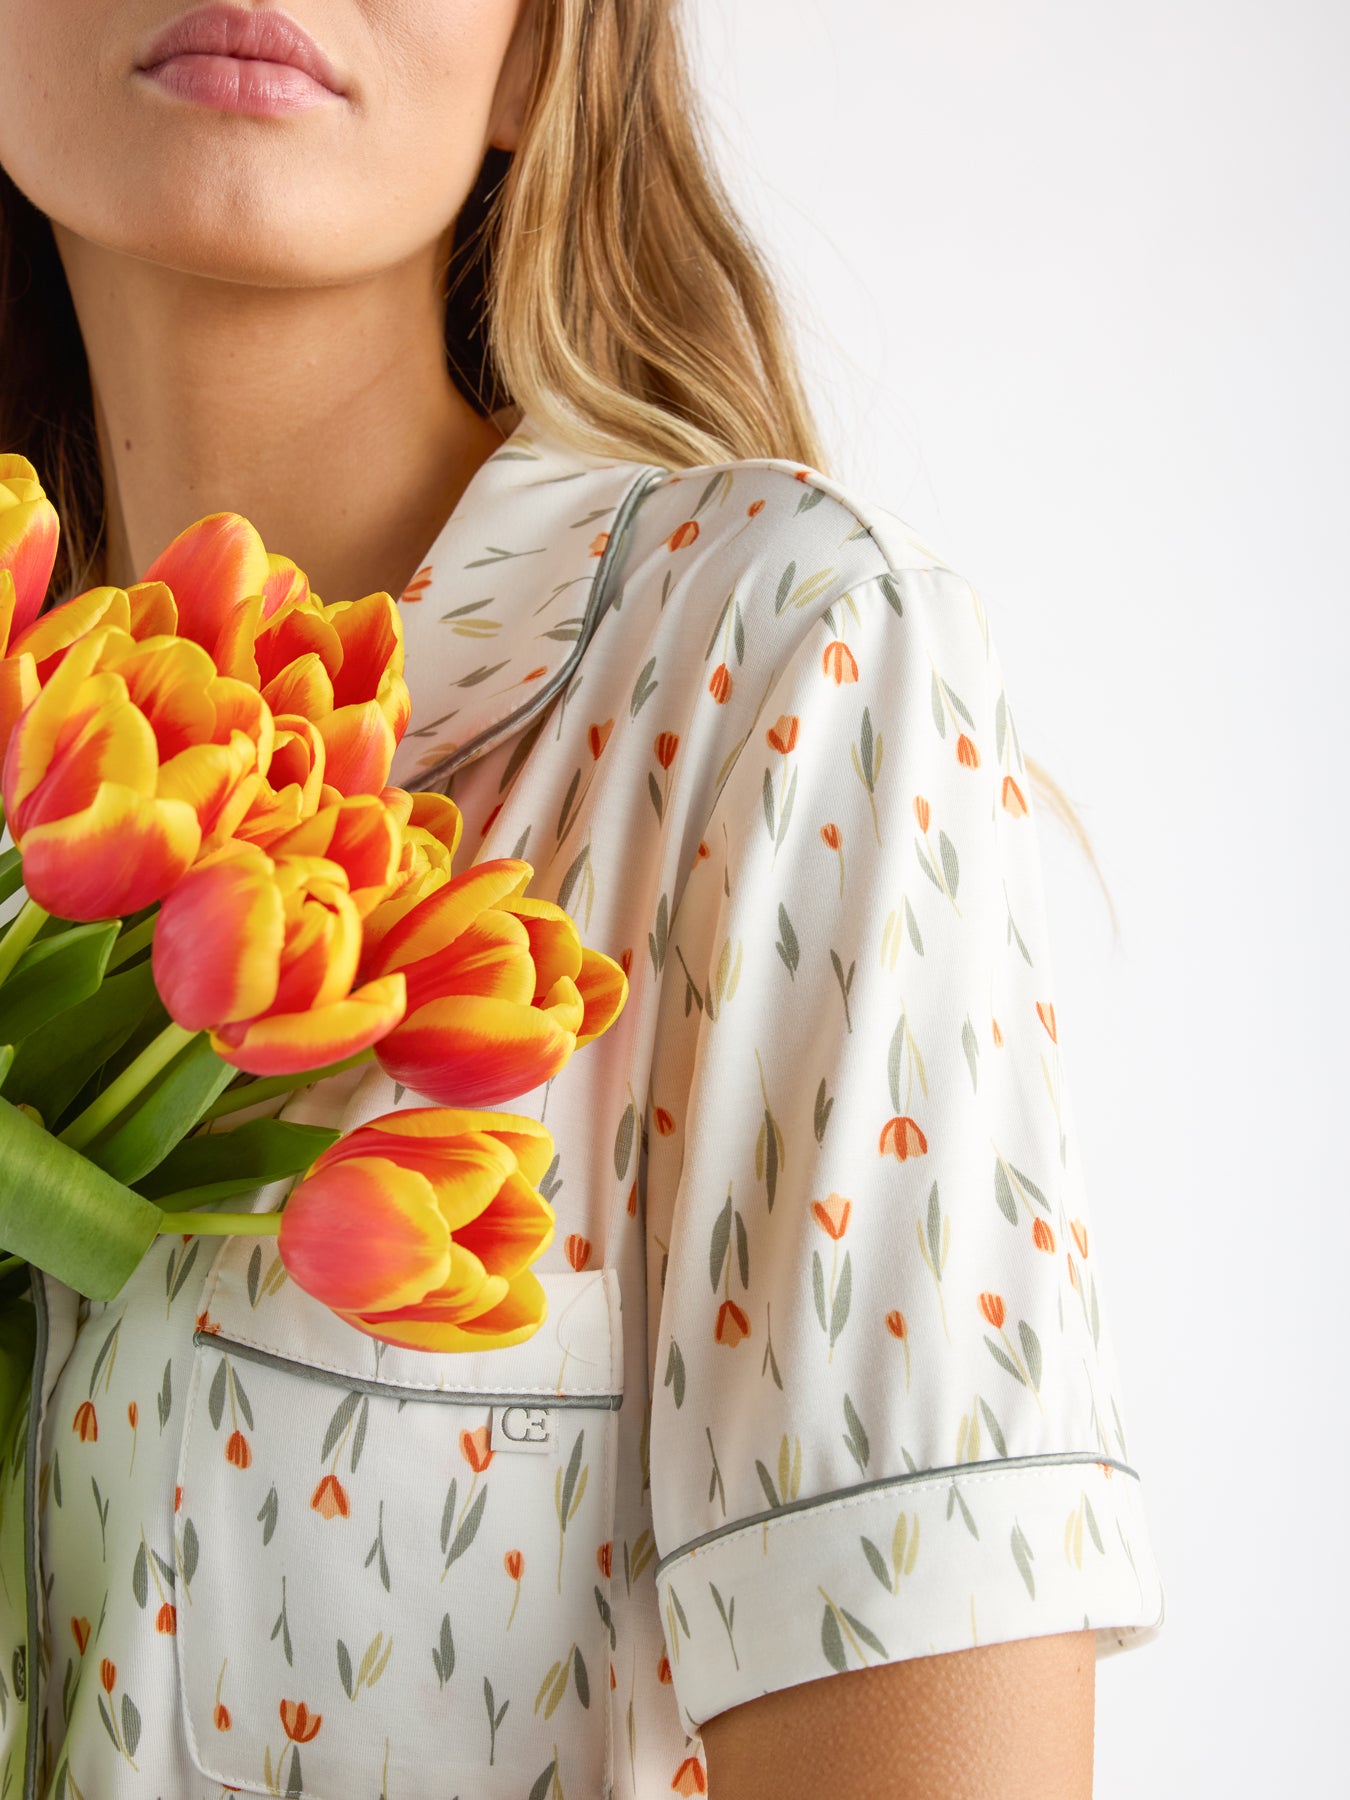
[360,858,628,1108]
[1,627,270,920]
[0,454,59,640]
[277,1108,557,1350]
[152,830,406,1074]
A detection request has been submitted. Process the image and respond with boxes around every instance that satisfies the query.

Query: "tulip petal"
[574,947,629,1046]
[279,1156,449,1312]
[328,592,404,703]
[317,700,395,797]
[140,513,270,658]
[19,782,201,920]
[365,859,533,976]
[375,993,576,1108]
[315,1126,517,1231]
[210,971,407,1075]
[398,909,534,1014]
[451,1169,556,1279]
[343,1266,548,1352]
[11,587,131,683]
[0,651,39,766]
[153,846,285,1029]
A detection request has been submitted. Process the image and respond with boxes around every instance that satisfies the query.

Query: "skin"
[701,1629,1097,1799]
[0,7,1101,1791]
[0,0,539,603]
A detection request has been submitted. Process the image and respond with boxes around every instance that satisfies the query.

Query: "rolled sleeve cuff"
[653,1450,1166,1735]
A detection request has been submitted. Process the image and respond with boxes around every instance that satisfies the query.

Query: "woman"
[0,2,1165,1797]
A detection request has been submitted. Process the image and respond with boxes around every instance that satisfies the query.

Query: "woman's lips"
[134,5,347,115]
[138,52,341,115]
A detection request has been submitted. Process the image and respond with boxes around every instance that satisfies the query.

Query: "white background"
[688,1,1347,1792]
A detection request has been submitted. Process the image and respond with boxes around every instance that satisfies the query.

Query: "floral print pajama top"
[0,414,1166,1799]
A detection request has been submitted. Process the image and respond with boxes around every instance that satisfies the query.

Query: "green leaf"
[3,961,160,1123]
[0,923,118,1047]
[84,1036,237,1186]
[820,1603,847,1673]
[136,1120,339,1202]
[0,847,23,908]
[0,1098,163,1300]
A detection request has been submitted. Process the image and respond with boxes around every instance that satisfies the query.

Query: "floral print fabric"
[1,415,1165,1800]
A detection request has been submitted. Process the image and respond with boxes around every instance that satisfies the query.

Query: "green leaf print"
[1011,1521,1036,1598]
[821,1604,847,1674]
[762,767,775,840]
[841,1393,869,1473]
[709,1194,732,1292]
[840,1607,888,1660]
[663,1338,686,1408]
[630,655,658,718]
[207,1360,226,1432]
[930,672,946,737]
[443,1485,487,1572]
[830,1253,852,1349]
[811,1252,827,1332]
[775,904,799,978]
[432,1614,454,1686]
[985,1338,1027,1386]
[755,1461,779,1509]
[813,1077,833,1143]
[938,830,960,899]
[994,1159,1018,1225]
[1019,1321,1043,1392]
[734,1209,749,1288]
[860,1535,891,1592]
[338,1638,354,1699]
[613,1100,636,1181]
[573,1644,590,1707]
[257,1484,279,1545]
[131,1542,147,1609]
[156,1358,172,1432]
[774,561,797,617]
[321,1392,360,1463]
[120,1694,141,1760]
[877,573,905,618]
[1007,1162,1051,1213]
[529,1760,558,1800]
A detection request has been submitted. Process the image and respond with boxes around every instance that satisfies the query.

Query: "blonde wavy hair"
[0,0,1112,927]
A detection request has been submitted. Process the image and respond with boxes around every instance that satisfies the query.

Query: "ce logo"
[498,1405,551,1444]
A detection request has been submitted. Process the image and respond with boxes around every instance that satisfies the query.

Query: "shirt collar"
[388,412,665,794]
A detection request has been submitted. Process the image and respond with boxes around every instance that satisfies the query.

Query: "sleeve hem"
[654,1452,1165,1734]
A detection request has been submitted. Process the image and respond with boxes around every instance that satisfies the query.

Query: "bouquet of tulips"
[0,452,627,1360]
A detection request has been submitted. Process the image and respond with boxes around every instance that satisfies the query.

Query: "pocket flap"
[195,1236,622,1403]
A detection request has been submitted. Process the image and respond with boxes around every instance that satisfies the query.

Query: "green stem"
[0,898,48,987]
[0,1254,27,1278]
[200,1047,376,1122]
[156,1212,281,1237]
[59,1021,197,1152]
[105,914,157,971]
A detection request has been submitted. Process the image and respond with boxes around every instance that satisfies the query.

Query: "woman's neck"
[53,221,507,607]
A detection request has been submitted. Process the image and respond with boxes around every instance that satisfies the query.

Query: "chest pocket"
[174,1235,623,1800]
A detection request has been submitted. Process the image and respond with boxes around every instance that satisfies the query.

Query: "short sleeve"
[643,563,1166,1736]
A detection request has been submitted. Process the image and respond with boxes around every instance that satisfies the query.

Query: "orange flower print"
[714,1298,750,1347]
[978,1291,1044,1414]
[879,1116,928,1159]
[225,1429,251,1469]
[979,1291,1006,1331]
[127,1402,138,1429]
[565,1234,592,1271]
[588,530,610,557]
[694,839,710,862]
[479,801,502,837]
[810,1193,851,1239]
[214,1702,232,1731]
[195,1309,220,1336]
[72,1401,97,1442]
[913,794,931,833]
[1002,774,1029,817]
[279,1700,322,1743]
[657,1653,673,1684]
[156,1602,177,1635]
[1032,1218,1056,1253]
[100,1659,116,1694]
[310,1473,350,1520]
[610,1662,617,1689]
[174,1484,183,1513]
[992,1015,1004,1048]
[460,1424,493,1474]
[654,1106,676,1135]
[654,731,679,769]
[673,1753,709,1795]
[766,713,799,754]
[822,640,858,685]
[70,1616,90,1655]
[747,499,765,518]
[1067,1254,1080,1291]
[626,1179,638,1217]
[708,661,732,703]
[597,1540,613,1579]
[399,563,432,605]
[886,1308,912,1391]
[956,732,980,768]
[1070,1219,1088,1258]
[666,520,699,551]
[589,718,614,759]
[1037,1001,1058,1043]
[820,821,840,850]
[504,1548,524,1628]
[619,947,633,978]
[523,664,549,682]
